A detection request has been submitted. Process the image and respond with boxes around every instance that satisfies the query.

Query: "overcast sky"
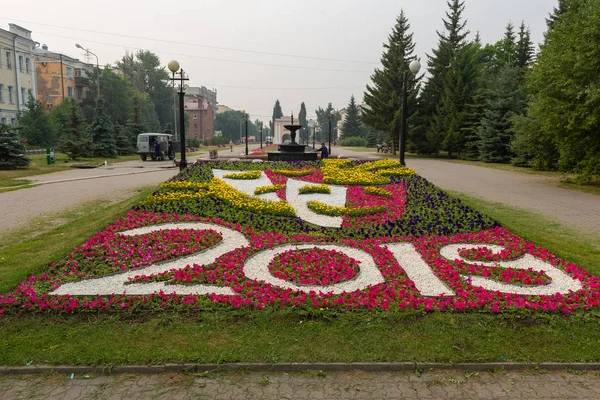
[5,0,557,123]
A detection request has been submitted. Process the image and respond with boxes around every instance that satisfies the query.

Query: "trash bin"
[46,147,55,165]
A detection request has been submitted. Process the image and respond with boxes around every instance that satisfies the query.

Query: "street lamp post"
[399,60,422,166]
[75,44,100,100]
[240,110,249,156]
[244,112,249,156]
[328,110,335,156]
[168,60,189,171]
[260,125,263,149]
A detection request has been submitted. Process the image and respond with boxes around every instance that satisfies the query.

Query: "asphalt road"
[0,158,181,239]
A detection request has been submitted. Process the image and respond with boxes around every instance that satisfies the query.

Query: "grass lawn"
[1,185,599,365]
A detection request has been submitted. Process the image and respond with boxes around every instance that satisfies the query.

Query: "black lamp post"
[399,60,422,166]
[260,125,263,149]
[168,60,189,171]
[242,110,249,156]
[328,110,334,155]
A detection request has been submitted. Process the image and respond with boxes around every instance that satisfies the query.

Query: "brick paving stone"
[0,370,599,399]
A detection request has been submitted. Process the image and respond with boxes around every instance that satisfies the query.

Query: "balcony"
[74,76,90,86]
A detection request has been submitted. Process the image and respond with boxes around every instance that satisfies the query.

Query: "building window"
[67,87,74,97]
[74,68,82,77]
[6,51,12,69]
[25,58,31,73]
[28,89,33,100]
[0,85,3,103]
[21,88,25,104]
[0,118,6,125]
[193,113,197,120]
[18,55,24,72]
[11,118,16,126]
[194,123,198,129]
[8,86,14,103]
[66,67,73,78]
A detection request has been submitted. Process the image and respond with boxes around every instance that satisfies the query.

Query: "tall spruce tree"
[298,102,308,144]
[114,123,133,156]
[546,0,569,30]
[271,99,283,133]
[58,99,92,160]
[513,0,600,178]
[421,0,470,154]
[18,97,56,147]
[341,95,363,138]
[362,10,419,154]
[90,97,117,158]
[495,22,517,67]
[477,65,523,163]
[0,124,29,170]
[516,22,535,69]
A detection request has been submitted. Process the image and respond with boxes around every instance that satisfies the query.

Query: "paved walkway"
[406,158,600,234]
[0,159,181,239]
[0,370,598,399]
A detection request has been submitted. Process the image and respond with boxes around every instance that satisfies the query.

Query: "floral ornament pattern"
[0,160,597,315]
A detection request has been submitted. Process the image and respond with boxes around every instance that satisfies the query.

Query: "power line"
[2,16,377,65]
[189,83,364,91]
[33,30,373,74]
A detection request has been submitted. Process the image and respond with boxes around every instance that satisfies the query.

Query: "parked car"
[136,133,174,161]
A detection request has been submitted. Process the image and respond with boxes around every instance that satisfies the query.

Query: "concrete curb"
[1,362,600,376]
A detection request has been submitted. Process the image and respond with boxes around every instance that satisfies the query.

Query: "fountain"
[267,113,318,161]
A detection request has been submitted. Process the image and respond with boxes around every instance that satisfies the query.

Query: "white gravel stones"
[439,244,583,295]
[243,244,385,294]
[386,243,455,297]
[285,178,347,228]
[212,169,279,202]
[50,223,249,296]
[211,170,349,228]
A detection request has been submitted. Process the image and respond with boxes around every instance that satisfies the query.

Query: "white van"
[136,133,173,161]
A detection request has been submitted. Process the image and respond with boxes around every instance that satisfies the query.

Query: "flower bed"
[1,159,597,315]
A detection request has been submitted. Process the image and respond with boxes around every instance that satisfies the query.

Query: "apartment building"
[35,45,94,108]
[184,86,217,142]
[0,24,37,126]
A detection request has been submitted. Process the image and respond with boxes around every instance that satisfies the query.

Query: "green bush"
[339,136,367,147]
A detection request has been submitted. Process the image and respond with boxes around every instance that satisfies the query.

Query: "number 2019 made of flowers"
[42,222,591,314]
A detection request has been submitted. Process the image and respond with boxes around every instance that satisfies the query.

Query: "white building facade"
[0,24,37,126]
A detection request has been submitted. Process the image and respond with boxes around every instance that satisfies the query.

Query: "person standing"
[318,143,329,159]
[153,139,161,161]
[229,139,233,152]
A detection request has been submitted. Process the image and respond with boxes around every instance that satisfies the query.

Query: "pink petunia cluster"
[268,248,360,286]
